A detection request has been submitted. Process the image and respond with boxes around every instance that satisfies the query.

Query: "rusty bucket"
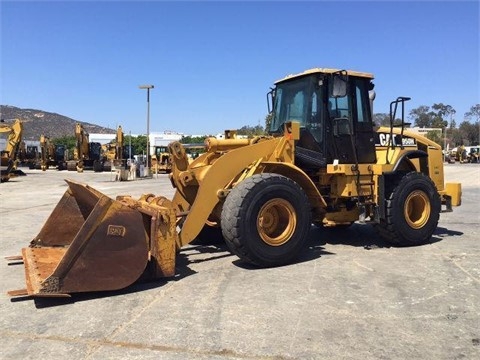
[8,180,177,298]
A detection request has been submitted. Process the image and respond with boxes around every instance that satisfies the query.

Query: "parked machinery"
[467,147,480,163]
[8,68,462,297]
[37,135,67,171]
[448,145,480,164]
[101,126,127,172]
[151,145,172,173]
[18,141,40,169]
[0,119,23,182]
[66,123,102,172]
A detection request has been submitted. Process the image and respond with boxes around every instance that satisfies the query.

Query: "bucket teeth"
[7,289,28,297]
[5,255,23,261]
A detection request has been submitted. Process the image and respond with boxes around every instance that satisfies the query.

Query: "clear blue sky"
[1,1,479,136]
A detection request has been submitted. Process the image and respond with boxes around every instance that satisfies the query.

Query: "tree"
[465,104,480,122]
[265,113,273,132]
[409,103,456,130]
[124,134,147,156]
[458,120,480,146]
[449,128,463,147]
[180,135,207,144]
[449,119,456,130]
[409,105,433,127]
[52,135,76,152]
[431,103,455,128]
[237,125,265,137]
[373,113,391,126]
[425,130,443,146]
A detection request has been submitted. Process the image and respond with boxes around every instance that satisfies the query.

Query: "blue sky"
[1,1,479,136]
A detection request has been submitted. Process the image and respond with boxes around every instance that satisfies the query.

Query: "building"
[89,133,117,145]
[149,131,183,154]
[91,130,185,156]
[408,127,443,136]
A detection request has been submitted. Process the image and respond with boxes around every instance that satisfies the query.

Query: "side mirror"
[331,73,348,98]
[266,88,275,113]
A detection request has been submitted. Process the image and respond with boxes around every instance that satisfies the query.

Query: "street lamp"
[138,84,154,176]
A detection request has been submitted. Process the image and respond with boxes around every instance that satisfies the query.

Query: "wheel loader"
[151,145,172,173]
[7,68,462,298]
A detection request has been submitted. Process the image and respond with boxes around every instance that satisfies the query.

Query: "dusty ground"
[0,163,478,359]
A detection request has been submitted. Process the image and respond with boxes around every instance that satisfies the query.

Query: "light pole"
[443,124,447,163]
[128,130,132,160]
[139,84,154,176]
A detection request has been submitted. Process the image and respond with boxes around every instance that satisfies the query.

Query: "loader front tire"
[221,174,311,267]
[376,172,441,246]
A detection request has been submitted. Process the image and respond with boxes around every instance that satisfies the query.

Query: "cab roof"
[275,68,374,84]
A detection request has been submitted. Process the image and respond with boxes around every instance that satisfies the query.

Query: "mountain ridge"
[0,105,115,140]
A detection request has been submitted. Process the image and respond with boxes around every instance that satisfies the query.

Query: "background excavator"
[8,68,462,298]
[66,123,102,172]
[1,119,23,182]
[38,135,67,171]
[101,125,127,172]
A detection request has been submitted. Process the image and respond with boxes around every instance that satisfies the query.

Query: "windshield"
[155,146,168,156]
[270,76,314,133]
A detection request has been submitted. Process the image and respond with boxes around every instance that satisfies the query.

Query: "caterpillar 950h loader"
[8,68,462,298]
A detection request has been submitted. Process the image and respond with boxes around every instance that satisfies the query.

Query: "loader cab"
[269,69,377,168]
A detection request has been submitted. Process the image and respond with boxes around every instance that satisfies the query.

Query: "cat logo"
[377,133,416,147]
[107,225,126,237]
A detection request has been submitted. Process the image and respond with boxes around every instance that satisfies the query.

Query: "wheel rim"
[257,198,296,246]
[404,190,430,229]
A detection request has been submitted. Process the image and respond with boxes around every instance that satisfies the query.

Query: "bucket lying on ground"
[7,179,177,298]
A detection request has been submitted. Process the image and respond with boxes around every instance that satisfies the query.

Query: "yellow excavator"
[1,119,23,182]
[37,135,67,171]
[101,125,126,172]
[66,123,103,172]
[8,68,462,298]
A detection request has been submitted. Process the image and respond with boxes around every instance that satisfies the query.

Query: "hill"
[0,105,115,141]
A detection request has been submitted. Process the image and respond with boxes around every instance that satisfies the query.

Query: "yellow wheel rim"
[404,190,430,229]
[257,198,296,246]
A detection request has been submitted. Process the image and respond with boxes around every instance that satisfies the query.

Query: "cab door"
[352,78,376,164]
[327,77,376,164]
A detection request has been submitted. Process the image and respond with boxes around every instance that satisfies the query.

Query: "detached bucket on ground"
[7,180,177,298]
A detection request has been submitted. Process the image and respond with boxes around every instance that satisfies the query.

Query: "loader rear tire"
[376,172,441,246]
[221,174,311,267]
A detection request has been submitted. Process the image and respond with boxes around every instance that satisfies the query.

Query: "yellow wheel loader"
[151,145,172,174]
[8,68,462,298]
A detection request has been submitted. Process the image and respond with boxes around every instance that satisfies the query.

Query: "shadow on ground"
[10,224,463,308]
